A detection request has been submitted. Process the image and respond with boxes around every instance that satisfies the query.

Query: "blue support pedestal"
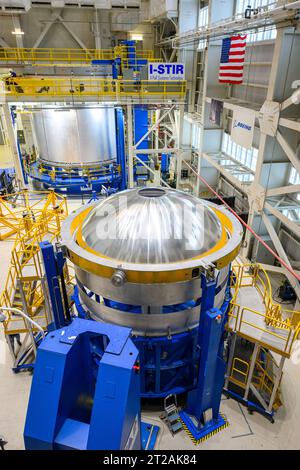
[115,107,127,190]
[24,318,143,450]
[179,411,228,445]
[180,273,229,444]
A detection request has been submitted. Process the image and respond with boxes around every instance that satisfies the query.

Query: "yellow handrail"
[229,262,300,357]
[0,46,160,66]
[1,77,186,99]
[0,190,69,335]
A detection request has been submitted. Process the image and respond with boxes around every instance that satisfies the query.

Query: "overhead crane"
[1,41,186,195]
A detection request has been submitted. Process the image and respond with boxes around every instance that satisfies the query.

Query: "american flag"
[219,35,247,84]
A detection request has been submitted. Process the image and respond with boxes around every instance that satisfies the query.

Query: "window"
[282,208,300,222]
[236,0,276,16]
[198,6,208,50]
[246,27,277,43]
[221,132,257,182]
[289,167,300,185]
[235,0,277,42]
[288,166,300,202]
[192,124,201,149]
[281,167,300,221]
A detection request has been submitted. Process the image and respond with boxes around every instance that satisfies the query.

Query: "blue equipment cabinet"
[24,318,142,450]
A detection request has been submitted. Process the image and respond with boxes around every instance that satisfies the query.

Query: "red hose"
[183,161,300,283]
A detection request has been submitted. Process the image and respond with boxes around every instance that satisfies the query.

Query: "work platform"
[229,286,296,358]
[224,263,300,420]
[228,263,300,359]
[1,77,186,104]
[0,46,160,67]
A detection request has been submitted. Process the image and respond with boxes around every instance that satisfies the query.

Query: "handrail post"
[244,342,260,400]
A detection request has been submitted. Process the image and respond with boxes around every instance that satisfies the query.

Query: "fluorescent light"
[131,34,143,41]
[12,28,24,35]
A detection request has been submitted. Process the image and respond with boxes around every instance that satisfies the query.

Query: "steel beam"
[279,117,300,133]
[276,130,300,176]
[243,342,259,401]
[58,15,90,53]
[175,104,184,189]
[0,37,10,48]
[12,16,23,49]
[267,356,285,413]
[33,11,61,48]
[265,201,300,239]
[266,184,300,197]
[262,211,300,299]
[201,152,244,192]
[133,105,176,150]
[134,154,171,188]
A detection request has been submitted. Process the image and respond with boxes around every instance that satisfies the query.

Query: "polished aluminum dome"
[80,187,223,264]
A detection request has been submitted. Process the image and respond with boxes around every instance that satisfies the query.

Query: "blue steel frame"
[40,242,232,444]
[40,241,71,330]
[134,105,149,180]
[179,272,230,442]
[73,269,232,400]
[24,318,142,450]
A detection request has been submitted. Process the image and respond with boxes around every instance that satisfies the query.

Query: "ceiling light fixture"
[12,28,24,35]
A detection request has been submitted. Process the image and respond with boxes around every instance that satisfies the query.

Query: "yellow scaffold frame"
[0,189,70,336]
[0,189,67,240]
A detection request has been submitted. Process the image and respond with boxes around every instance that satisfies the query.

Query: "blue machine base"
[28,162,121,195]
[141,422,160,450]
[179,411,228,445]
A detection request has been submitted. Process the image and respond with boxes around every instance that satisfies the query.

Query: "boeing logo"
[233,120,252,131]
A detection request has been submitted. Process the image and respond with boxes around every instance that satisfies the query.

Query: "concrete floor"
[0,215,300,450]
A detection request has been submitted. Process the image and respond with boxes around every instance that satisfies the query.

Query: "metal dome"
[79,187,223,264]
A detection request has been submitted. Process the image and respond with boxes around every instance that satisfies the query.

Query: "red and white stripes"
[219,34,247,84]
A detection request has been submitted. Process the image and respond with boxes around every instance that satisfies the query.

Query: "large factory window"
[222,132,258,180]
[235,0,277,42]
[284,167,300,221]
[236,0,276,16]
[289,167,300,186]
[198,5,209,50]
[192,124,201,150]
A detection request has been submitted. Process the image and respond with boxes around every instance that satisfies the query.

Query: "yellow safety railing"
[228,262,300,357]
[1,77,186,99]
[230,357,249,387]
[253,352,283,409]
[0,46,160,66]
[231,262,299,330]
[0,190,69,335]
[229,351,282,410]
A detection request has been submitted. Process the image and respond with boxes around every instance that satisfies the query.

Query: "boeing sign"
[233,120,252,131]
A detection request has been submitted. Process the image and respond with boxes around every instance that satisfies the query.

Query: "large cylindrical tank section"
[32,108,117,166]
[62,187,243,398]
